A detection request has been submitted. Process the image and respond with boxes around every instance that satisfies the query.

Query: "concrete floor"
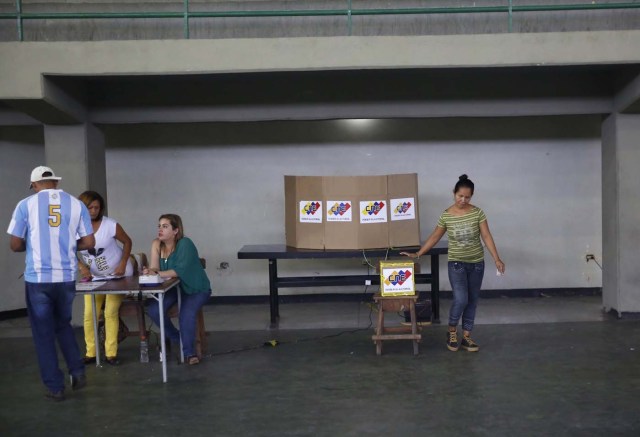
[1,295,639,436]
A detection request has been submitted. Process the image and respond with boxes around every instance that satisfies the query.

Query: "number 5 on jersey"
[49,204,61,227]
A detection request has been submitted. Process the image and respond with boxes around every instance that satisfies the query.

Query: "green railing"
[1,0,640,41]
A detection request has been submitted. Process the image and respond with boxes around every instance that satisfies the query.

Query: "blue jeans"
[147,287,210,357]
[25,281,85,393]
[447,261,485,332]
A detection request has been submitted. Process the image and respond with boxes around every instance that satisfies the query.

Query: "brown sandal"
[187,355,200,365]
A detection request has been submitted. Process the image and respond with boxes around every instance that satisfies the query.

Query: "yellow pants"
[83,294,124,358]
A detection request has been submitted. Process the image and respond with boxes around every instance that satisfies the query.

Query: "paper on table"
[76,282,103,291]
[91,275,124,282]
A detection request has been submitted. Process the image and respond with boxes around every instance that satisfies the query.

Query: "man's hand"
[9,236,26,252]
[77,235,95,251]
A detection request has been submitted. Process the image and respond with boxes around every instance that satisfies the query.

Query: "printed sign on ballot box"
[380,261,416,297]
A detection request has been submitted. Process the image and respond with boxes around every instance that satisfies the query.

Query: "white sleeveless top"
[80,216,133,277]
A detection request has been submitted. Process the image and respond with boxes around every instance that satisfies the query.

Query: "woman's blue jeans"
[147,287,210,357]
[447,261,485,332]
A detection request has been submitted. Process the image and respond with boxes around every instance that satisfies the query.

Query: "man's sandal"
[187,355,200,365]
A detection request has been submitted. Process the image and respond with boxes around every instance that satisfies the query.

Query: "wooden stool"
[119,296,148,340]
[372,294,421,356]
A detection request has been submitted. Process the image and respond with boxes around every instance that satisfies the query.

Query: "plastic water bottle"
[140,337,149,363]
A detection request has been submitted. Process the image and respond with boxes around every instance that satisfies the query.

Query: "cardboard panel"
[324,176,360,249]
[388,173,421,247]
[355,176,389,249]
[284,175,324,249]
[284,176,298,247]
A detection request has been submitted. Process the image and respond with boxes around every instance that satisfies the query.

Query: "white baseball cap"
[30,166,61,188]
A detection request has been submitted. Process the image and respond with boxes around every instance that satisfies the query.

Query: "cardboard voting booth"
[284,174,420,249]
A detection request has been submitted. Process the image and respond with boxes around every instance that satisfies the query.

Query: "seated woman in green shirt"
[144,214,211,365]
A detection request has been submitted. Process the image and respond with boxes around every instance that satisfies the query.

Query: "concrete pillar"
[43,123,107,326]
[601,113,640,317]
[43,123,107,198]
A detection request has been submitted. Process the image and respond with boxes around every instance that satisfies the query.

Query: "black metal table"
[237,243,448,327]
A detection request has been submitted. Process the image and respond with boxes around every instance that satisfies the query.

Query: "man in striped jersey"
[7,166,95,401]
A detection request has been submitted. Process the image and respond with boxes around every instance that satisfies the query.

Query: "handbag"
[97,317,130,348]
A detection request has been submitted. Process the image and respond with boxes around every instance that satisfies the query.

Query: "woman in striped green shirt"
[402,175,505,352]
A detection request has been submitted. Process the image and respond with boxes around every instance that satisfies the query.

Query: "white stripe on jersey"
[25,196,44,282]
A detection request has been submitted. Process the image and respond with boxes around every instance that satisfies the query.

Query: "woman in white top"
[78,191,133,365]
